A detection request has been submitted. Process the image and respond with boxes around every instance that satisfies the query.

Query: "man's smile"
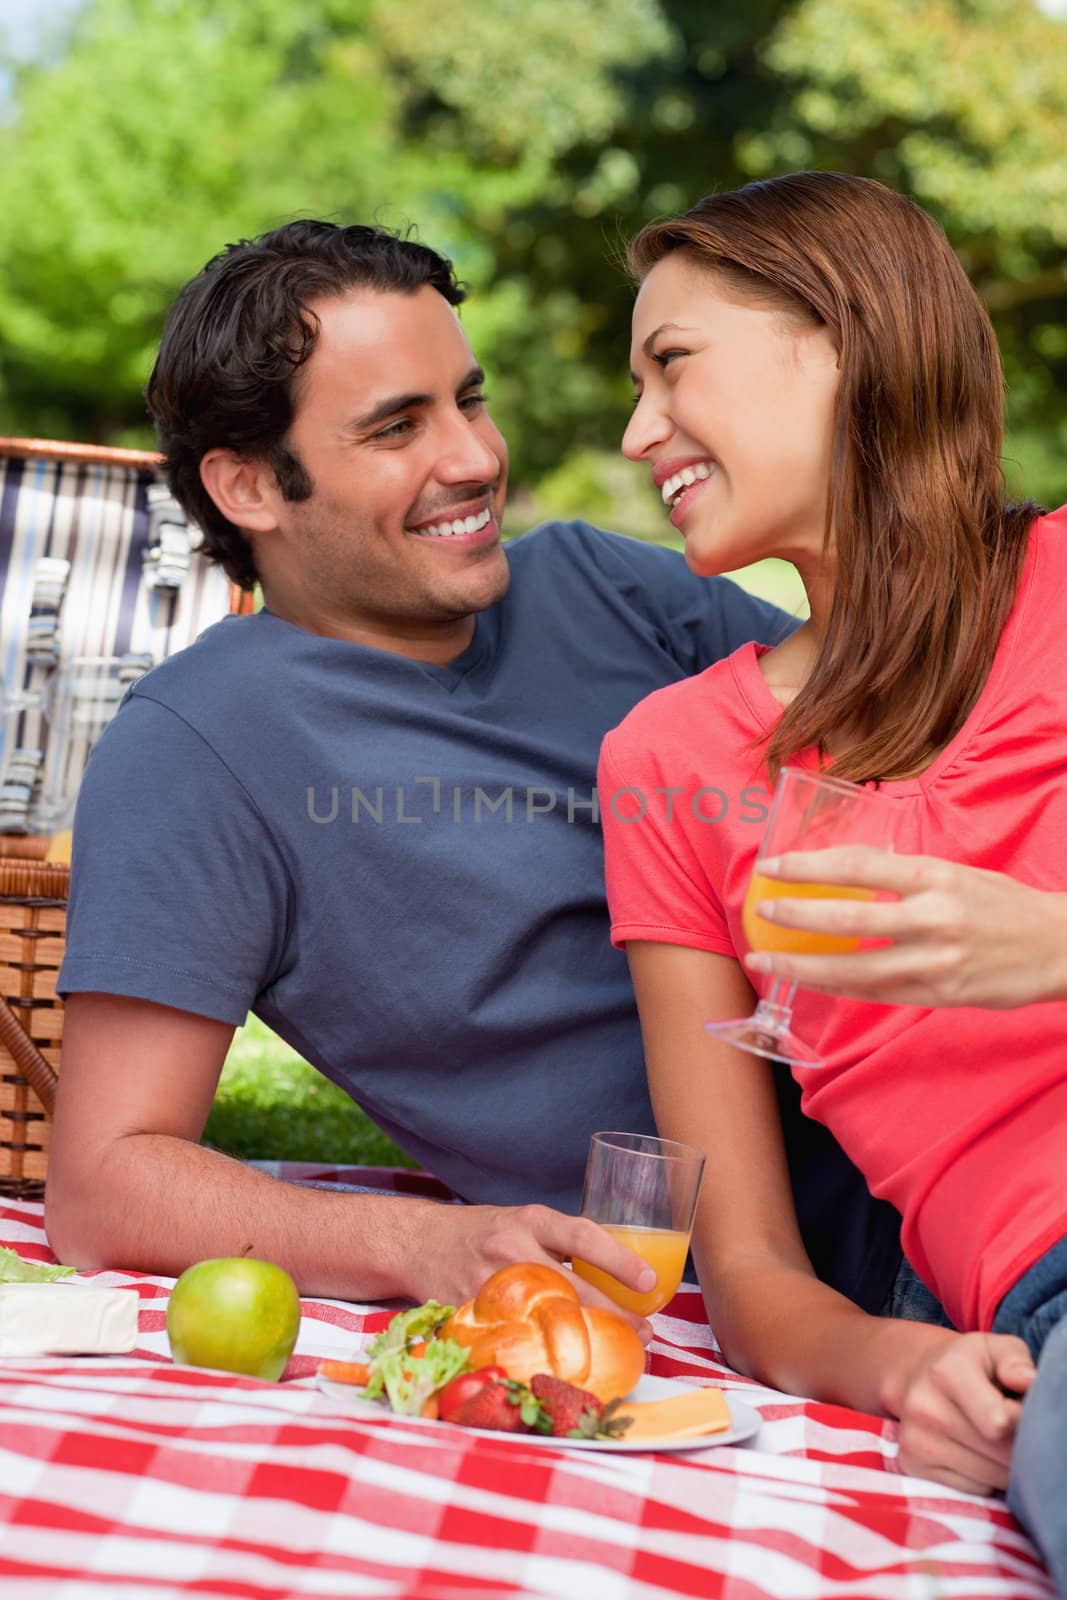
[407,490,501,546]
[412,506,494,539]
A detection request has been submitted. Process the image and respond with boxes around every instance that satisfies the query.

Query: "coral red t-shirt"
[599,507,1067,1331]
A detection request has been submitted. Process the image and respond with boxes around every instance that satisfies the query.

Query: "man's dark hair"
[145,220,467,589]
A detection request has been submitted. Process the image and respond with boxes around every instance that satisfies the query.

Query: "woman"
[599,171,1065,1587]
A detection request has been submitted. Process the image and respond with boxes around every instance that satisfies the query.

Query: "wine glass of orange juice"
[571,1132,705,1317]
[705,767,898,1067]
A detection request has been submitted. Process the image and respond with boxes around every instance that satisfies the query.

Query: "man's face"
[258,285,510,652]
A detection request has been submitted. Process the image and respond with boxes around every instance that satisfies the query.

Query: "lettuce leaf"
[0,1247,75,1283]
[365,1336,471,1416]
[366,1299,455,1359]
[358,1299,469,1415]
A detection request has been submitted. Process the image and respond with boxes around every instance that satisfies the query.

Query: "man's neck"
[260,589,478,666]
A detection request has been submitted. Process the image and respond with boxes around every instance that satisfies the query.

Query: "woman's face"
[623,252,840,577]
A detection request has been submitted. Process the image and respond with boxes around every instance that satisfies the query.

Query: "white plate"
[315,1371,761,1453]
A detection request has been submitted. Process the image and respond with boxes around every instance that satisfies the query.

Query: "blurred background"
[2,0,1064,1162]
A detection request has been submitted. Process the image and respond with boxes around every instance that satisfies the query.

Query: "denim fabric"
[884,1256,954,1328]
[992,1234,1067,1598]
[992,1233,1067,1362]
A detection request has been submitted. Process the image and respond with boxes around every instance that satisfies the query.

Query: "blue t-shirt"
[59,521,899,1308]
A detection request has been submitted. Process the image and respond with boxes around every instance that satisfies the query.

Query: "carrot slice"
[318,1359,371,1386]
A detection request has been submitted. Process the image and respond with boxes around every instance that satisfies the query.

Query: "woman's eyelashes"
[652,347,689,368]
[631,347,690,404]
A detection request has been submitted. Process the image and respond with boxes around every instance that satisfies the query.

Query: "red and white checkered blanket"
[0,1171,1052,1599]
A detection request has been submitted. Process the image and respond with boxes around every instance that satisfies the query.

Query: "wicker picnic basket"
[0,436,251,1195]
[0,850,67,1196]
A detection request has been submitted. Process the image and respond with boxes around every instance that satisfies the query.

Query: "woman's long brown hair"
[629,172,1040,784]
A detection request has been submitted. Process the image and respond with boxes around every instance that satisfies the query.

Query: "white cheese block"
[0,1283,139,1355]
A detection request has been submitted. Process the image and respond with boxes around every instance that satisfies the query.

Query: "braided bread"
[443,1262,645,1402]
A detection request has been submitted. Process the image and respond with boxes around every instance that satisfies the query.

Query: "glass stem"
[755,979,798,1030]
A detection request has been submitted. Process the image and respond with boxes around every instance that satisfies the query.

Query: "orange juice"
[743,871,875,956]
[572,1224,689,1315]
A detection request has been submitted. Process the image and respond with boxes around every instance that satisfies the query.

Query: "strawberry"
[529,1374,605,1438]
[450,1377,535,1433]
[437,1366,508,1422]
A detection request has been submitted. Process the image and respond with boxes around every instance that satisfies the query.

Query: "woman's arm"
[627,939,1035,1492]
[742,847,1067,1009]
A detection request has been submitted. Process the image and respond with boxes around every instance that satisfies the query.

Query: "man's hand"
[891,1331,1036,1495]
[743,847,1067,1009]
[404,1202,658,1341]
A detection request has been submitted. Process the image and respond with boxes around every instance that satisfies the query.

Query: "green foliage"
[369,0,671,169]
[534,448,663,537]
[0,0,1063,504]
[205,1014,413,1167]
[740,0,1067,505]
[751,0,1067,249]
[0,0,412,439]
[0,0,669,451]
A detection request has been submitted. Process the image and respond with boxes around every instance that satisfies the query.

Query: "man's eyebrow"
[346,391,431,432]
[347,366,487,433]
[630,323,698,385]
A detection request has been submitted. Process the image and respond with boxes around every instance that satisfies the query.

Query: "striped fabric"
[0,1184,1052,1599]
[0,445,234,834]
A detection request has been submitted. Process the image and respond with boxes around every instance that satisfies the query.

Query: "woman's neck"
[758,558,833,711]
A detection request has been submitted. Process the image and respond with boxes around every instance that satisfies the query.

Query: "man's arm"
[45,993,661,1316]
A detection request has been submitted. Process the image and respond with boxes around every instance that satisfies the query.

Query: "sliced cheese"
[612,1384,732,1442]
[0,1283,139,1356]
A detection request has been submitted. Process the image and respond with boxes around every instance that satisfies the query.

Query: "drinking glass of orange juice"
[571,1132,705,1316]
[705,766,898,1067]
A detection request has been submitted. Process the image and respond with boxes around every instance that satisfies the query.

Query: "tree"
[745,0,1067,503]
[0,0,1063,507]
[453,0,1067,502]
[0,0,399,438]
[0,0,669,457]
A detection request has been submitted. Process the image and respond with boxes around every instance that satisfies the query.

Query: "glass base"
[704,1003,823,1068]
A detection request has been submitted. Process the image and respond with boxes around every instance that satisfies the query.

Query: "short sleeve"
[58,692,291,1025]
[598,728,735,957]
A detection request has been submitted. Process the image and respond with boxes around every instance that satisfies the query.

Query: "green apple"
[167,1257,301,1381]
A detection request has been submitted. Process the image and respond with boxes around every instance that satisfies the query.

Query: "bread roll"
[443,1262,645,1402]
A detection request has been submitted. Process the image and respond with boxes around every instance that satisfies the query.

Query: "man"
[46,221,900,1316]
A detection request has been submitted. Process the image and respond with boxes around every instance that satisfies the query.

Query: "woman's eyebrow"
[644,321,696,354]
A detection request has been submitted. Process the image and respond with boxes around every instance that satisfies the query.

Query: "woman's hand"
[887,1329,1036,1495]
[743,847,1067,1009]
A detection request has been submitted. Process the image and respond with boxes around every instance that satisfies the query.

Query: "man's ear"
[200,450,279,535]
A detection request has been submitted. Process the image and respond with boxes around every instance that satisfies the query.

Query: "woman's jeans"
[886,1255,954,1328]
[992,1234,1067,1596]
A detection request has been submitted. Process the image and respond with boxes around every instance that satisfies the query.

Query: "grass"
[204,1015,413,1167]
[206,555,803,1165]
